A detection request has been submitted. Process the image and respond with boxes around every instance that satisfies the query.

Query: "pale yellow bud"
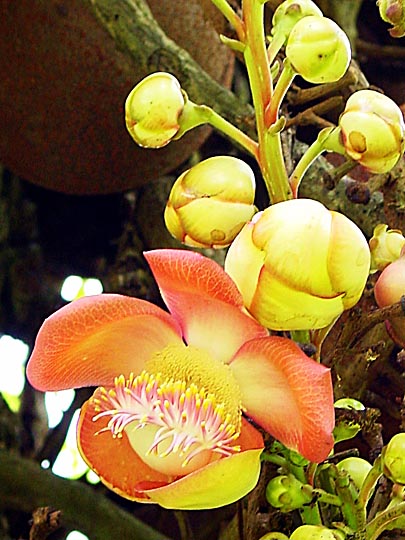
[125,72,185,148]
[369,224,405,272]
[225,199,370,331]
[272,0,323,39]
[290,525,341,540]
[285,16,351,84]
[339,90,405,173]
[164,156,256,249]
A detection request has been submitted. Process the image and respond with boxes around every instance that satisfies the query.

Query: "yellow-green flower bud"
[382,433,405,484]
[339,90,405,173]
[285,16,351,84]
[164,156,256,249]
[225,199,370,331]
[272,0,323,40]
[290,525,342,540]
[378,0,405,37]
[333,398,365,442]
[337,457,372,490]
[125,72,185,148]
[369,224,405,273]
[266,474,313,512]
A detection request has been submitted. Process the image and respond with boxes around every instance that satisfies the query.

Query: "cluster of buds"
[338,90,405,174]
[225,199,370,331]
[378,0,405,37]
[164,156,257,249]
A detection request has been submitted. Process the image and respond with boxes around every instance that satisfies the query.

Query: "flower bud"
[333,398,364,442]
[290,525,342,540]
[382,433,405,484]
[164,156,256,249]
[378,0,405,37]
[339,90,405,173]
[374,254,405,345]
[369,224,405,273]
[225,199,370,331]
[337,457,372,490]
[272,0,323,40]
[266,474,313,512]
[125,72,185,148]
[285,16,351,84]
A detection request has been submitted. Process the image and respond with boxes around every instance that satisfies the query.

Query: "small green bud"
[285,16,351,84]
[290,525,342,540]
[266,474,313,512]
[337,457,372,490]
[333,398,365,442]
[382,433,405,484]
[125,72,185,148]
[339,89,405,173]
[272,0,323,40]
[369,224,405,273]
[164,156,256,249]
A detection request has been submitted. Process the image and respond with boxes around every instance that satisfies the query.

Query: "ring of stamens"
[92,370,241,469]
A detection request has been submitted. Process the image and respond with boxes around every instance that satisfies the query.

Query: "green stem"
[289,134,326,198]
[357,458,383,527]
[267,30,287,65]
[366,501,405,540]
[210,0,245,40]
[176,100,258,157]
[242,0,291,203]
[265,60,295,127]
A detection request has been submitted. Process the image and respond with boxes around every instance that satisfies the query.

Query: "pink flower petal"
[26,294,182,391]
[230,336,334,463]
[139,418,264,509]
[77,397,173,501]
[145,249,268,363]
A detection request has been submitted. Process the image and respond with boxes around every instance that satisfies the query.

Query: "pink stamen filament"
[92,371,241,468]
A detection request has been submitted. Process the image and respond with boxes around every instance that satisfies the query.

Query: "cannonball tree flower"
[271,0,323,42]
[27,250,334,510]
[382,433,405,484]
[339,90,405,173]
[285,15,351,84]
[164,156,257,249]
[125,72,185,148]
[225,199,370,331]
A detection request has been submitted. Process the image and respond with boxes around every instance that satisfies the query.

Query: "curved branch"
[0,450,172,540]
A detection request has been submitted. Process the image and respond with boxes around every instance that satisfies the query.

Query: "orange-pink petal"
[145,249,268,363]
[26,294,182,391]
[77,397,173,502]
[138,418,264,509]
[230,336,334,463]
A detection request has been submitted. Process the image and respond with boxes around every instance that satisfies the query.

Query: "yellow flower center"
[92,344,243,476]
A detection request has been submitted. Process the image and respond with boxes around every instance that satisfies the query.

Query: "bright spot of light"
[83,278,103,297]
[45,389,76,428]
[86,468,100,485]
[0,334,30,412]
[60,275,103,302]
[41,459,51,469]
[66,531,89,540]
[52,409,89,480]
